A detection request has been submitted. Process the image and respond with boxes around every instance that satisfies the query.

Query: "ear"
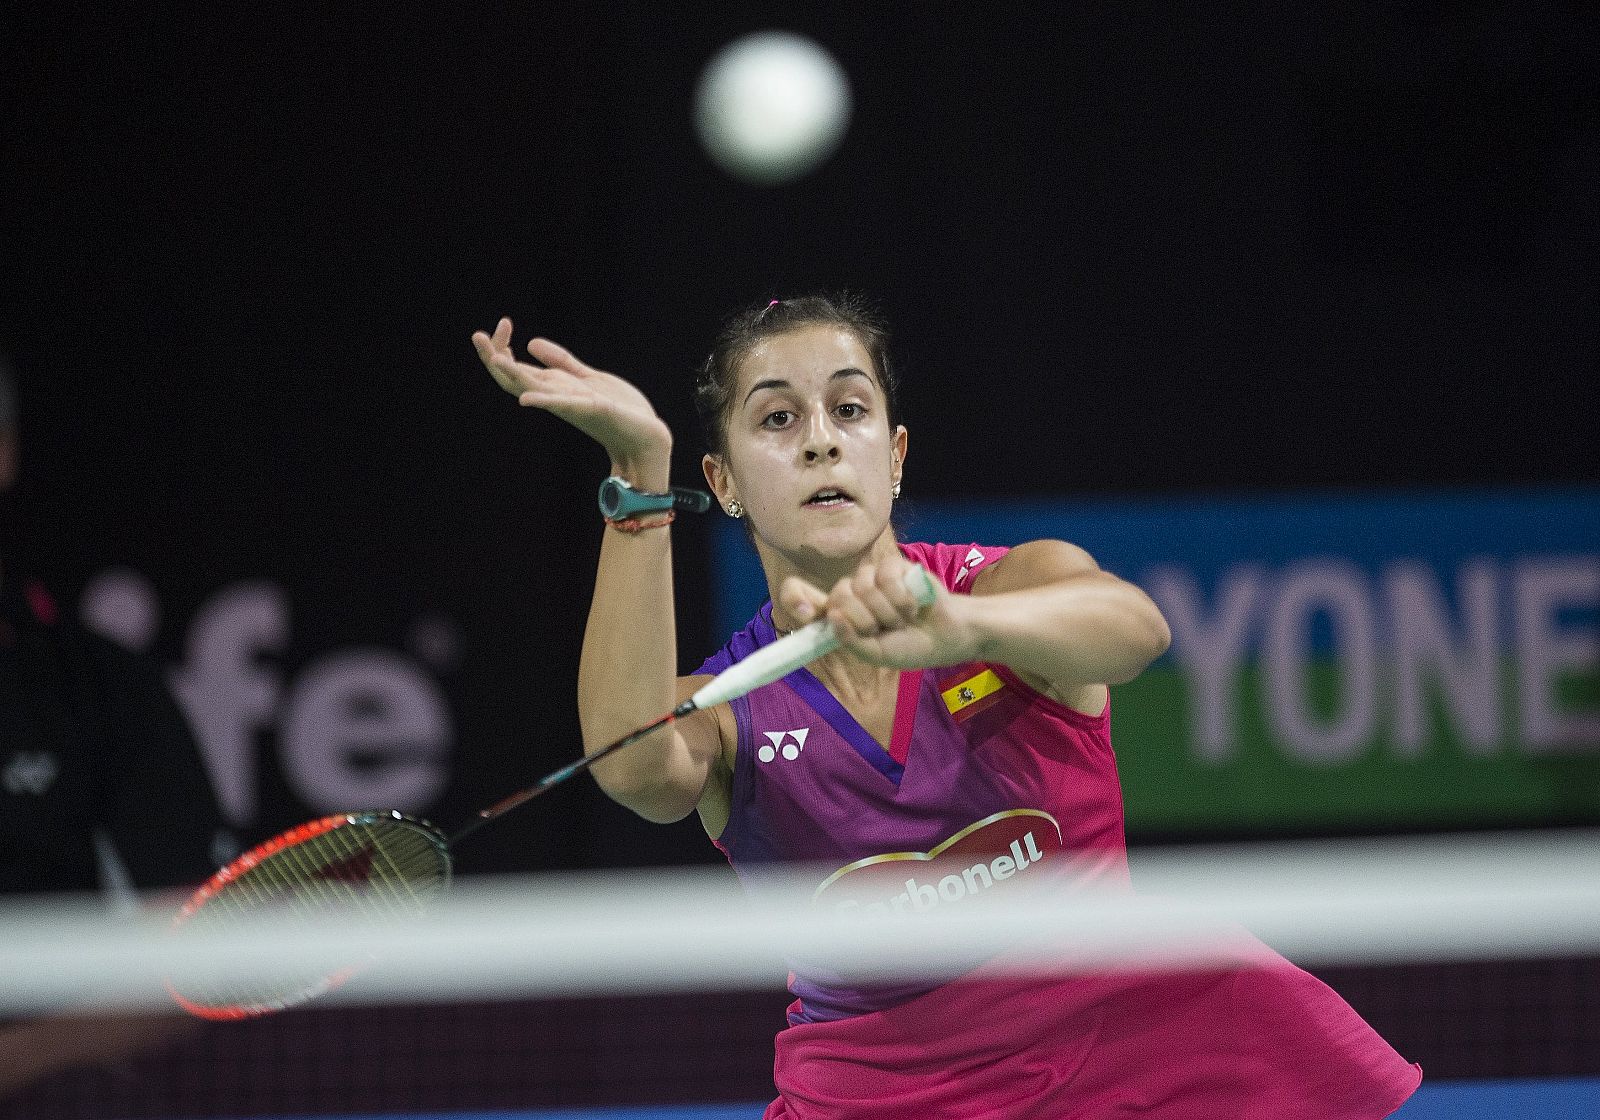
[702,452,735,512]
[891,425,908,487]
[0,430,15,493]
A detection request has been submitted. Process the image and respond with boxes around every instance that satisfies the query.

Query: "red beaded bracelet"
[605,510,676,534]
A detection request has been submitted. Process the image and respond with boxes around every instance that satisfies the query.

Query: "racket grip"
[688,564,938,711]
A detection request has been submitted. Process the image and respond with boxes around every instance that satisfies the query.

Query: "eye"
[761,409,795,430]
[836,402,865,420]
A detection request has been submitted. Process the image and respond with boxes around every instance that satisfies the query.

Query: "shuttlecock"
[694,31,852,186]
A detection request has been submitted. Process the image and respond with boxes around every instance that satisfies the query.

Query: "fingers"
[472,322,589,401]
[469,322,499,361]
[526,336,593,376]
[472,318,526,396]
[778,576,830,627]
[825,561,925,641]
[470,318,513,355]
[471,321,598,386]
[828,569,884,639]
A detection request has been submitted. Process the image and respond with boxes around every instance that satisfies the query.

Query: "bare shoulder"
[969,539,1100,596]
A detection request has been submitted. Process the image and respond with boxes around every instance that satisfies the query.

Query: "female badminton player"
[470,294,1421,1119]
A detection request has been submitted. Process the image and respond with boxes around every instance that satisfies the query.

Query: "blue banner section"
[1390,1077,1600,1118]
[707,486,1600,658]
[242,1078,1600,1120]
[250,1108,767,1120]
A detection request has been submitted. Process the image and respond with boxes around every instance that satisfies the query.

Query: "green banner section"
[1113,661,1600,835]
[1120,550,1600,834]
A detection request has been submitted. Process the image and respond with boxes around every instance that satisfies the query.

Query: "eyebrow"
[743,367,873,406]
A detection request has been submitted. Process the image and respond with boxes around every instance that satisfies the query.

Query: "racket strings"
[313,823,435,922]
[169,817,451,1015]
[363,827,434,911]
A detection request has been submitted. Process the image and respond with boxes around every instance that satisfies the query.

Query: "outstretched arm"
[471,320,723,822]
[960,540,1170,708]
[777,540,1170,713]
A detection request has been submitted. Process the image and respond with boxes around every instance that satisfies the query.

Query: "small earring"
[891,481,901,499]
[726,499,744,519]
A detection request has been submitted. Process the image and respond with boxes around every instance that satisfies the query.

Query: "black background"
[3,2,1596,876]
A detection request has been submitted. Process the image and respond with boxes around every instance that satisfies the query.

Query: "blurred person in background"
[0,352,233,1097]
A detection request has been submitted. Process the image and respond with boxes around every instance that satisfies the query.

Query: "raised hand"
[471,318,672,477]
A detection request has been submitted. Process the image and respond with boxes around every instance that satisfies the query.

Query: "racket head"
[165,810,452,1020]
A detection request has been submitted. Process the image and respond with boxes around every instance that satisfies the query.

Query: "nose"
[801,410,841,463]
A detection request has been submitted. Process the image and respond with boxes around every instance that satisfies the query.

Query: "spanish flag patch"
[941,667,1006,721]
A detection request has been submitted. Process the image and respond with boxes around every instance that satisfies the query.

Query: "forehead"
[735,324,878,400]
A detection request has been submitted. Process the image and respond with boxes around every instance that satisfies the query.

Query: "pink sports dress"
[697,541,1421,1120]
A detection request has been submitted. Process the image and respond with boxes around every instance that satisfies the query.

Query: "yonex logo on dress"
[953,547,985,585]
[758,728,810,762]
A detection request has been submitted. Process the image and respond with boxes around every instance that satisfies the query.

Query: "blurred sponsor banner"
[711,488,1600,836]
[76,569,460,831]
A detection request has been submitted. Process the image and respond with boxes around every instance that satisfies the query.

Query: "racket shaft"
[466,712,676,833]
[688,564,937,711]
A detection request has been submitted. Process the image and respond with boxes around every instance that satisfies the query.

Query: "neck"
[761,527,902,635]
[810,634,902,701]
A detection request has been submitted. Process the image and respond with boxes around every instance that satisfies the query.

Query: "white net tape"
[3,829,1597,1015]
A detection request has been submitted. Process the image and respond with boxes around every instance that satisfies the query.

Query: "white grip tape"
[689,564,938,711]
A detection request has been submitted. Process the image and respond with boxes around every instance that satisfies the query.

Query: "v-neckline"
[757,603,922,786]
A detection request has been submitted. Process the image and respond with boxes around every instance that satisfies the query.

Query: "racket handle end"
[672,488,713,514]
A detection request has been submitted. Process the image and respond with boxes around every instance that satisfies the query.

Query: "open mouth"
[805,487,854,508]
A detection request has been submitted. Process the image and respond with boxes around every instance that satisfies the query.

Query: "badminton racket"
[166,564,938,1020]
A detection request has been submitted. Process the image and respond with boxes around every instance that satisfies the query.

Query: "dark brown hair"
[694,292,901,457]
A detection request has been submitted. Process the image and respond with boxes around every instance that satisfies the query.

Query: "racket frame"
[166,811,452,1020]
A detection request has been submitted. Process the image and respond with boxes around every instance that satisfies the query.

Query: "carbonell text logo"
[815,809,1063,918]
[898,831,1044,912]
